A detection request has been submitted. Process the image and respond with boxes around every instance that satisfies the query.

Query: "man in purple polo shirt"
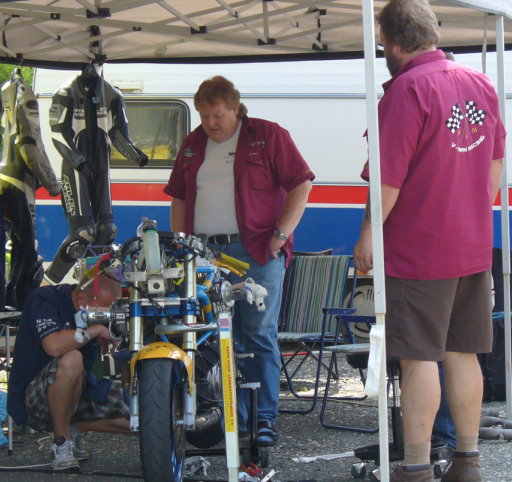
[354,1,506,481]
[165,75,314,446]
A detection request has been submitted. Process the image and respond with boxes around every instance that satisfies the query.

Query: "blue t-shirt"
[7,284,98,425]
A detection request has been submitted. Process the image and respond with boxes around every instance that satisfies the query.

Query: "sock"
[456,434,478,453]
[403,441,431,466]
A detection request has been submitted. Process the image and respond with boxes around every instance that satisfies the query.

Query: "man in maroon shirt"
[165,76,314,446]
[354,1,506,480]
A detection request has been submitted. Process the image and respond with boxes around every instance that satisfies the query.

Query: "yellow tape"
[220,338,235,432]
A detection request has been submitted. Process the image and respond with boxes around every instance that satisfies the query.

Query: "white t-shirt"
[194,121,241,235]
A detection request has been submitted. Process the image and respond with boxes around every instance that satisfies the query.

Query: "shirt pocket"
[246,155,278,192]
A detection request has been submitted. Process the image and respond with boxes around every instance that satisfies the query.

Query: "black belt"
[207,233,241,244]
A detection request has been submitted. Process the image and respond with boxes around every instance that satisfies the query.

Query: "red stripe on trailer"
[35,183,512,206]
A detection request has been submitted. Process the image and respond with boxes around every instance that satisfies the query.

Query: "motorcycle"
[76,218,268,482]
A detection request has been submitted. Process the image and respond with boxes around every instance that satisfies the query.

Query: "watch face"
[275,229,288,240]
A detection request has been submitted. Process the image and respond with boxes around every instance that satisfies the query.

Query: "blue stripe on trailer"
[35,205,509,262]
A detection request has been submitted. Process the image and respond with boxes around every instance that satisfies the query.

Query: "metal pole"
[362,0,389,480]
[495,14,511,418]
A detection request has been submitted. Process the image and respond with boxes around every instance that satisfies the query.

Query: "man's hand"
[268,237,286,259]
[88,325,117,355]
[353,228,373,273]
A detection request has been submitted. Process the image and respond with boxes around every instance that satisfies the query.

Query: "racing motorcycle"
[77,218,267,482]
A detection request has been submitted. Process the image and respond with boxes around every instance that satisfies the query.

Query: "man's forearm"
[362,183,400,226]
[171,197,186,233]
[42,326,100,358]
[491,158,504,203]
[277,180,312,236]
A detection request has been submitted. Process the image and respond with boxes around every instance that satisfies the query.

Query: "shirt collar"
[382,49,445,92]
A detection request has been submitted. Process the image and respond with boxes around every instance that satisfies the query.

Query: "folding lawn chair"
[278,253,353,415]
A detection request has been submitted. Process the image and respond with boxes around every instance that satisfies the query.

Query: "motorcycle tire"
[138,358,186,482]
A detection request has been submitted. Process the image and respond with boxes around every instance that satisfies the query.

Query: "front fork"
[182,249,197,429]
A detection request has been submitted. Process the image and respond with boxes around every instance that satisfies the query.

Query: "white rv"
[32,53,512,264]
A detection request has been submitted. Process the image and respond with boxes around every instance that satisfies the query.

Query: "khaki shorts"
[385,270,492,361]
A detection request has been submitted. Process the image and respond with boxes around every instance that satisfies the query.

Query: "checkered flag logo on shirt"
[445,100,486,134]
[465,100,486,126]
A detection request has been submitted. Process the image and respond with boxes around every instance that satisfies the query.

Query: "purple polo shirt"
[364,49,506,279]
[164,116,315,266]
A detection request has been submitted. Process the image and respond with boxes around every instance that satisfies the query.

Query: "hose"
[479,415,512,440]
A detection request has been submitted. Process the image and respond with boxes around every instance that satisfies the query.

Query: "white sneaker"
[70,425,90,461]
[50,437,80,471]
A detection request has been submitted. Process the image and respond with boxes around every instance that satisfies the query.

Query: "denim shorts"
[25,358,130,432]
[385,270,492,361]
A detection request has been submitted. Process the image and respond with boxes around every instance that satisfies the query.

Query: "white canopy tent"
[0,2,510,480]
[0,1,510,66]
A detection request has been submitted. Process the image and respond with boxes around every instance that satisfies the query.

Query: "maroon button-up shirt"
[164,116,315,266]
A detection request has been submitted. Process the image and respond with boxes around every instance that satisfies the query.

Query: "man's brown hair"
[378,0,440,53]
[194,75,248,117]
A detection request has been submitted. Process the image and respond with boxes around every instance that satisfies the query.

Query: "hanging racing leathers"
[46,72,148,283]
[0,69,61,308]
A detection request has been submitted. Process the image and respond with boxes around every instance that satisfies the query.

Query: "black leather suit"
[0,69,61,308]
[46,70,148,283]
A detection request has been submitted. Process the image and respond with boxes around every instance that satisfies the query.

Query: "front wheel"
[138,358,186,482]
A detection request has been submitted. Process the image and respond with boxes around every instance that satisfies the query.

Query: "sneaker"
[50,437,80,471]
[256,421,278,447]
[441,451,482,482]
[70,425,90,461]
[390,464,434,482]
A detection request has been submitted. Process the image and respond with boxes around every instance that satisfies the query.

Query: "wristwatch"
[274,228,289,241]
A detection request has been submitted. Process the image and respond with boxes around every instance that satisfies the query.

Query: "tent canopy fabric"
[0,0,510,68]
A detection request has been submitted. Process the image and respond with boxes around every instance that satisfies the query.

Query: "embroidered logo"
[445,100,486,134]
[184,147,195,158]
[61,174,76,216]
[36,318,56,333]
[248,141,266,147]
[446,100,487,153]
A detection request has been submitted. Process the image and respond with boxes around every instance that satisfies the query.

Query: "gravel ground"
[1,356,511,482]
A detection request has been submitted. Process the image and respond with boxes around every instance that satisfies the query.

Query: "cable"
[0,463,51,469]
[0,466,144,478]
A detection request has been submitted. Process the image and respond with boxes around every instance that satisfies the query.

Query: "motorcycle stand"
[240,382,269,469]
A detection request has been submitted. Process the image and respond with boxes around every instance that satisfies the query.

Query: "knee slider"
[63,225,95,261]
[95,221,118,245]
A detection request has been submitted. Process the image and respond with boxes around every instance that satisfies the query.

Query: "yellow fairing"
[130,342,193,392]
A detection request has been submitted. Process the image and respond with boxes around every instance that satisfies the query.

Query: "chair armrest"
[322,307,356,315]
[336,315,375,324]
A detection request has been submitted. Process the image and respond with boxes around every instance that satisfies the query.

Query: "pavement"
[0,358,511,481]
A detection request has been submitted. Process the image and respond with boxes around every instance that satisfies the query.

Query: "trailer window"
[110,99,190,169]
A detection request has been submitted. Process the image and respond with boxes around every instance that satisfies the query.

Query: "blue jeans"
[433,362,456,449]
[209,242,285,426]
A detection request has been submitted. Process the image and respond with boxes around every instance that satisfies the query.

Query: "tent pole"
[362,1,389,480]
[495,14,511,419]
